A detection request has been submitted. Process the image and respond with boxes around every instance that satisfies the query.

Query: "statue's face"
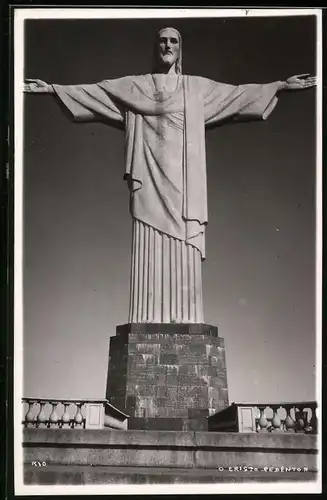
[157,29,180,69]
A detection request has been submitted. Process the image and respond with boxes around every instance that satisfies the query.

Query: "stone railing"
[208,401,318,434]
[254,402,318,434]
[22,398,129,430]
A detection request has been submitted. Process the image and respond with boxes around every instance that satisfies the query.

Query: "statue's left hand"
[283,73,317,91]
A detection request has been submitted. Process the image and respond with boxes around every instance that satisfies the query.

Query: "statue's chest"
[151,74,181,94]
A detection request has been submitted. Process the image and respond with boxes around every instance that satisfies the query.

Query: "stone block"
[160,343,180,353]
[160,353,179,365]
[166,365,180,375]
[188,408,209,419]
[165,374,178,386]
[165,386,179,406]
[190,343,207,355]
[177,364,191,374]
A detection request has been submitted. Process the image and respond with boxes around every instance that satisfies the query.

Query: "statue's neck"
[157,62,178,75]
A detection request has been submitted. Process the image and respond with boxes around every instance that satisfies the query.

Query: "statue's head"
[153,27,182,74]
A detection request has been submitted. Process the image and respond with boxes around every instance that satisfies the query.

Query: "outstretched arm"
[24,78,124,126]
[202,73,317,128]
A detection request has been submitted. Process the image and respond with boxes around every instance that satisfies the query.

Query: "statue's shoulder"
[186,75,233,94]
[100,74,152,93]
[100,75,138,86]
[182,74,216,93]
[132,74,153,86]
[192,75,218,86]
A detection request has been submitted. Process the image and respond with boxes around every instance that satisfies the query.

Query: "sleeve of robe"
[200,77,281,127]
[52,81,125,125]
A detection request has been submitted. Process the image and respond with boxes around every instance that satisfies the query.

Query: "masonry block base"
[106,323,229,430]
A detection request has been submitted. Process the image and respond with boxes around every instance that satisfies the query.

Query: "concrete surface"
[24,464,317,484]
[23,428,318,478]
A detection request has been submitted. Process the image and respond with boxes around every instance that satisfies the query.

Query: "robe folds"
[53,74,280,259]
[53,74,280,322]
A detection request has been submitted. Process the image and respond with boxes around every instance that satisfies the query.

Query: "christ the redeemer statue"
[24,27,316,325]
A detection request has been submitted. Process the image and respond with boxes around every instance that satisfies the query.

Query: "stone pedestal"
[106,323,229,430]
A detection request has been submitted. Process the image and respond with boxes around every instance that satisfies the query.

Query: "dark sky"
[22,15,317,404]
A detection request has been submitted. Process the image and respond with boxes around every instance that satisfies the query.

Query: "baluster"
[25,400,35,427]
[295,406,305,432]
[61,403,71,428]
[279,405,287,431]
[265,406,273,431]
[36,401,47,428]
[271,406,282,432]
[303,408,312,433]
[257,406,268,432]
[284,406,296,432]
[310,406,318,433]
[254,406,260,432]
[49,401,59,428]
[279,405,287,432]
[73,402,84,428]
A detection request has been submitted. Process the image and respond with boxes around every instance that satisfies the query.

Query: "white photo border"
[14,7,322,496]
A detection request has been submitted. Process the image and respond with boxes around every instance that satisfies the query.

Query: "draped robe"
[53,74,280,323]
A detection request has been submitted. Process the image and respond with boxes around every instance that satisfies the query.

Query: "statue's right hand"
[24,78,52,93]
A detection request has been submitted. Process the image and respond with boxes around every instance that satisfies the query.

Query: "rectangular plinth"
[106,323,229,429]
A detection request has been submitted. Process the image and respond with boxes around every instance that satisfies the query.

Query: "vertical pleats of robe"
[129,219,204,324]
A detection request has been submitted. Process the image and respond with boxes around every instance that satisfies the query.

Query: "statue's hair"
[152,27,182,74]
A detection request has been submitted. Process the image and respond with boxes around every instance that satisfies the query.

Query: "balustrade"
[24,398,316,433]
[254,402,317,434]
[22,398,129,430]
[208,401,318,433]
[22,399,87,429]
